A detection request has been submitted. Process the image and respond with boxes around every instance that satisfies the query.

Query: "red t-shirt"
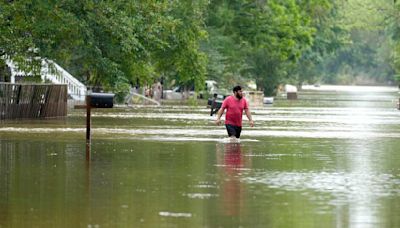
[221,96,249,127]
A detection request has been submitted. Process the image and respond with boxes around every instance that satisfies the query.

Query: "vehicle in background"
[163,86,195,100]
[205,80,218,94]
[263,97,274,104]
[163,80,228,100]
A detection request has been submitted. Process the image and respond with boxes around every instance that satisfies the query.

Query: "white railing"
[6,59,87,101]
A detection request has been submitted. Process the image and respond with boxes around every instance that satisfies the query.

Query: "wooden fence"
[0,83,67,120]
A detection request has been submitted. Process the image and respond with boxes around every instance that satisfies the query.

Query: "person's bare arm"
[245,108,254,127]
[215,108,225,125]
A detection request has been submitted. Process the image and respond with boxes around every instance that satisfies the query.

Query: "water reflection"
[346,140,382,227]
[216,143,250,219]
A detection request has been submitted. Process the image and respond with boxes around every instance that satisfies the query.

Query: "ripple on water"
[183,193,218,199]
[2,127,400,140]
[159,212,192,218]
[244,171,400,204]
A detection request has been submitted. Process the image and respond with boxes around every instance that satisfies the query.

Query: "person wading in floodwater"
[215,86,254,138]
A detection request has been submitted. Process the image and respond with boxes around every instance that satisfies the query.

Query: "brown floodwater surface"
[1,85,400,227]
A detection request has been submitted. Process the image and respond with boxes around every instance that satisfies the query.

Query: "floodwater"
[1,85,400,227]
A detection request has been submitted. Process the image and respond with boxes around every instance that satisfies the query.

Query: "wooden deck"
[0,83,67,120]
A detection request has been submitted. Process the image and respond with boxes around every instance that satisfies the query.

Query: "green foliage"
[204,0,316,95]
[315,0,397,85]
[154,1,209,91]
[0,0,209,97]
[2,0,399,97]
[291,0,348,86]
[389,0,400,83]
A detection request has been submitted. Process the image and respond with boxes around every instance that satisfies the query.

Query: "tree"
[316,0,396,85]
[291,0,348,87]
[0,0,209,99]
[236,0,292,94]
[388,0,400,84]
[205,0,315,95]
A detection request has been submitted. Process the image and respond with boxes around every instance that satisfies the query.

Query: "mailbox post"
[85,95,92,160]
[76,92,115,161]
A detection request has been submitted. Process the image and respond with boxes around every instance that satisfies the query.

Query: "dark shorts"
[225,124,242,138]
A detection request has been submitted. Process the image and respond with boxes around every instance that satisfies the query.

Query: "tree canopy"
[0,0,208,96]
[1,0,399,98]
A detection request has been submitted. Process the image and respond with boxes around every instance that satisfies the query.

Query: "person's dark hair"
[232,85,242,92]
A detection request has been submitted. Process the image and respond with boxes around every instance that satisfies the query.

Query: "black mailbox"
[88,93,114,108]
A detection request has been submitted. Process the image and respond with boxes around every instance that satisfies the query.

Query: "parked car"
[163,80,222,100]
[163,86,196,100]
[163,80,228,100]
